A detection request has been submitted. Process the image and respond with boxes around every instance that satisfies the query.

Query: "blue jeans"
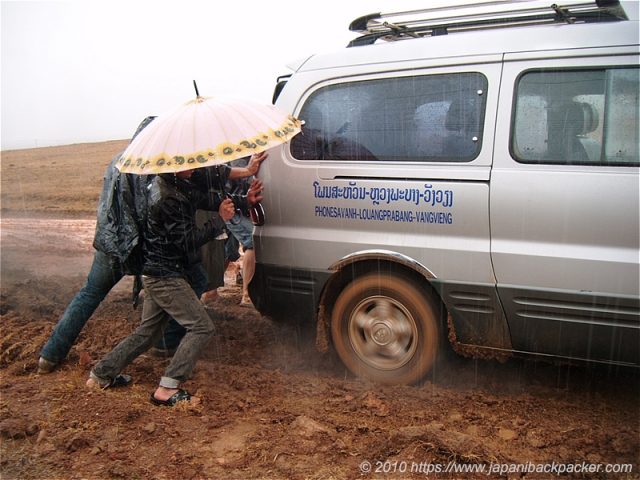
[225,215,254,250]
[40,250,124,364]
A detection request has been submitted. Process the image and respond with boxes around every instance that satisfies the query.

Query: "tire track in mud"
[1,216,96,279]
[0,216,95,252]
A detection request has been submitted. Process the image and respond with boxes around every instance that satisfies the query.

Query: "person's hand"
[247,179,264,206]
[247,152,268,176]
[218,198,235,222]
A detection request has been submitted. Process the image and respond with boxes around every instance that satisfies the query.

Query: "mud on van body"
[249,0,640,384]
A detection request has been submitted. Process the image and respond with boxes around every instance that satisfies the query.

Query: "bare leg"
[241,249,255,305]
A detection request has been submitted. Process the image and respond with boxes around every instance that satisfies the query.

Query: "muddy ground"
[0,142,638,479]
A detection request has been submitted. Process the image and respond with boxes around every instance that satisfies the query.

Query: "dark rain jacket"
[92,154,149,274]
[142,170,247,278]
[92,115,157,274]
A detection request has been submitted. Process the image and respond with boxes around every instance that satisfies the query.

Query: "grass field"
[1,139,128,215]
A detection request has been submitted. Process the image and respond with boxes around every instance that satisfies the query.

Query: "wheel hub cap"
[372,323,392,345]
[348,295,418,371]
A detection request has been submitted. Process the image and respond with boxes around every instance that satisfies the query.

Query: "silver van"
[249,0,640,384]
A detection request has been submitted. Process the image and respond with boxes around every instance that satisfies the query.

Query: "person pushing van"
[86,168,264,406]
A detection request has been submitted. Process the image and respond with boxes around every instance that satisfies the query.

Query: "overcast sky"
[5,0,629,150]
[2,0,434,150]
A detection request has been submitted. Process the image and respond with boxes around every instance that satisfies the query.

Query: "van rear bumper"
[249,263,330,323]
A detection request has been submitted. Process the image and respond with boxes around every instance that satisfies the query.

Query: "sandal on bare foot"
[150,389,191,407]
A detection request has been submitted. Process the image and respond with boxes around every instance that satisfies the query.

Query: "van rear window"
[291,73,487,163]
[513,67,639,166]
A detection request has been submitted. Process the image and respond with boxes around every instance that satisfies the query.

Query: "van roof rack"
[347,0,628,47]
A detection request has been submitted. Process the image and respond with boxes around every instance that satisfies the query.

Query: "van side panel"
[491,53,640,364]
[253,175,495,322]
[498,287,640,364]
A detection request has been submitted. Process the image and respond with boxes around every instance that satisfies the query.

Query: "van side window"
[291,73,487,162]
[513,68,639,166]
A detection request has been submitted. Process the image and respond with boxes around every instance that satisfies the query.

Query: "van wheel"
[330,272,439,385]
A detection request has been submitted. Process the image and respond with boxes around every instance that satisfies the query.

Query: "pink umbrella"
[116,88,302,174]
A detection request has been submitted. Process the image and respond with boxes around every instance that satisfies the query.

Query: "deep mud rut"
[0,215,638,480]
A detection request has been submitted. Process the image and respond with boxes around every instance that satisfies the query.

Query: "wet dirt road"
[1,214,638,480]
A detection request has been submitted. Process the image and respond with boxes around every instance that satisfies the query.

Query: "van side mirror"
[272,75,291,104]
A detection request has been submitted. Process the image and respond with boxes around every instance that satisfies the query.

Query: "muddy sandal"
[88,372,133,390]
[150,389,191,407]
[107,374,133,388]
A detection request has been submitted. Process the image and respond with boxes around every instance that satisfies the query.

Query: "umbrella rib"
[204,100,233,151]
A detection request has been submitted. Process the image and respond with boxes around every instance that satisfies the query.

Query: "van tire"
[330,272,439,385]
